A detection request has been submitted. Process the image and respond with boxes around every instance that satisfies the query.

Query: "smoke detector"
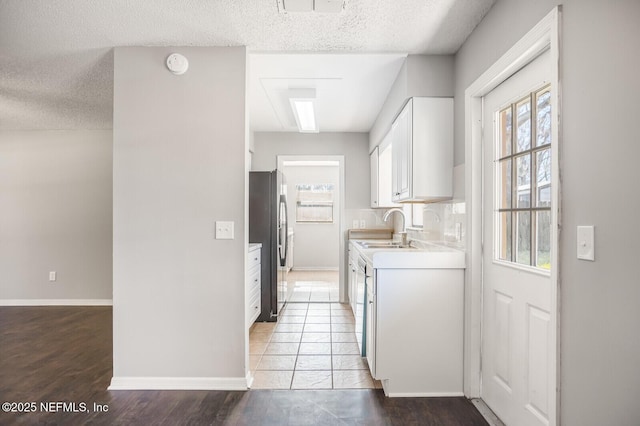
[277,0,345,13]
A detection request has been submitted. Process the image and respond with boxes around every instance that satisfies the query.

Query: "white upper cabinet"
[390,97,453,203]
[370,132,400,208]
[370,146,379,208]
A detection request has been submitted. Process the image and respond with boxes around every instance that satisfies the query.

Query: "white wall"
[112,47,247,386]
[455,1,640,424]
[0,130,112,303]
[283,164,339,270]
[252,132,370,210]
[369,55,454,152]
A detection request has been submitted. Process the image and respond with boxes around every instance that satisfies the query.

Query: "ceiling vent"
[277,0,345,14]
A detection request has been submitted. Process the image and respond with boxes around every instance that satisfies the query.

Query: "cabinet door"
[370,147,379,208]
[377,135,399,208]
[392,99,412,201]
[365,274,376,378]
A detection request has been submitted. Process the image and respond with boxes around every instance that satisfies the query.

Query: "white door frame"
[277,155,346,302]
[463,6,562,423]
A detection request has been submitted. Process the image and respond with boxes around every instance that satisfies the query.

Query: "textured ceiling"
[0,0,495,130]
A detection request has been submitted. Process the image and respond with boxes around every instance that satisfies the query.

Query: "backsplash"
[407,164,466,249]
[406,201,466,249]
[344,209,393,231]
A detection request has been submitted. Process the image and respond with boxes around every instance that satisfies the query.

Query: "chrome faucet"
[383,208,408,245]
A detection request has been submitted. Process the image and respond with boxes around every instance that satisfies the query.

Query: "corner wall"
[369,55,454,152]
[252,132,370,210]
[111,47,247,387]
[0,129,113,303]
[455,1,640,424]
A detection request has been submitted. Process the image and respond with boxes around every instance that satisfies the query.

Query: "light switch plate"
[359,219,366,228]
[577,225,595,261]
[352,220,359,229]
[215,221,234,240]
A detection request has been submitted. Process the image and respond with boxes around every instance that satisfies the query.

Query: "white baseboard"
[0,299,113,306]
[381,381,464,397]
[384,391,465,397]
[291,267,339,271]
[108,376,249,391]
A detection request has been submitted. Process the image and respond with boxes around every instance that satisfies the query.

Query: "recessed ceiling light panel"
[277,0,345,13]
[282,0,313,12]
[314,0,345,13]
[289,88,318,133]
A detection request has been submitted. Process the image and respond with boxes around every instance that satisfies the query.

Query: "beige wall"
[0,129,113,302]
[112,46,247,383]
[369,55,454,153]
[252,132,370,210]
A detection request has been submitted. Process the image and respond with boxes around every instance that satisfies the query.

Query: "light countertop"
[349,239,465,269]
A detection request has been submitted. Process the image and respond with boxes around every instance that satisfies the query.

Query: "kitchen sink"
[356,241,414,249]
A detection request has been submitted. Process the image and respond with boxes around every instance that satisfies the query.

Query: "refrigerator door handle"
[278,196,288,267]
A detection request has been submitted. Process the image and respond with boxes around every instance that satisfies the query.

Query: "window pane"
[515,154,531,208]
[295,183,335,223]
[498,159,512,209]
[536,89,551,147]
[516,98,531,152]
[536,211,551,270]
[499,107,512,157]
[516,211,531,265]
[536,149,551,207]
[498,212,512,261]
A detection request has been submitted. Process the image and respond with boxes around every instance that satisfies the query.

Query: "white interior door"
[481,49,555,426]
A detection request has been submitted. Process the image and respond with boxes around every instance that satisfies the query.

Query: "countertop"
[349,239,465,269]
[248,243,262,251]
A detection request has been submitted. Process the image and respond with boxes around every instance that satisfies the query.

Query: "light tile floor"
[249,302,381,390]
[287,270,340,303]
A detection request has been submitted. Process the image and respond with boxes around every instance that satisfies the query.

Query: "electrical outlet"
[215,221,234,239]
[360,219,366,229]
[49,271,57,282]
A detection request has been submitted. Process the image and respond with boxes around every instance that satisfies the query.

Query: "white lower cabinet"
[348,246,358,315]
[367,267,464,397]
[246,244,262,329]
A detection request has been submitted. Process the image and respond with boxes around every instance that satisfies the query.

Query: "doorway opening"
[464,7,561,426]
[277,156,345,304]
[248,155,379,389]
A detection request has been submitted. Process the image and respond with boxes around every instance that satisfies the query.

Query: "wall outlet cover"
[577,225,595,261]
[215,221,234,240]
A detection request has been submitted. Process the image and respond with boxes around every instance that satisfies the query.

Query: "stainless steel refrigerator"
[249,170,289,322]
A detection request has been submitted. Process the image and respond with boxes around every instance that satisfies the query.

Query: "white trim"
[385,391,465,398]
[246,371,254,388]
[463,6,561,426]
[108,376,248,391]
[0,299,113,306]
[289,267,339,271]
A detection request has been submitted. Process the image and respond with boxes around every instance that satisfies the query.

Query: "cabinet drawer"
[248,248,261,270]
[248,278,260,302]
[248,266,260,291]
[247,292,261,327]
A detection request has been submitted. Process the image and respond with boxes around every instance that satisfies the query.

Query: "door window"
[495,85,551,270]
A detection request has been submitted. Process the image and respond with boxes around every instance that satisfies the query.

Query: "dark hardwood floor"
[0,306,488,425]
